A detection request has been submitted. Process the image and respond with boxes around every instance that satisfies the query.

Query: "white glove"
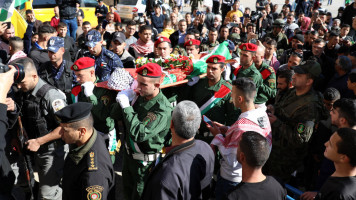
[116,92,130,108]
[187,76,200,86]
[120,89,137,101]
[82,82,95,97]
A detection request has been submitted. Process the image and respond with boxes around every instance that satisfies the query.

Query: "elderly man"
[55,102,115,200]
[115,63,173,200]
[141,101,215,199]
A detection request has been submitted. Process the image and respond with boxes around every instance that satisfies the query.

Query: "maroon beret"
[184,39,201,47]
[71,57,95,71]
[154,37,171,48]
[206,55,226,64]
[239,43,258,52]
[136,63,162,78]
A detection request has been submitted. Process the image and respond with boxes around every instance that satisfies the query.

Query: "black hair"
[127,20,137,26]
[115,22,122,28]
[266,39,277,47]
[246,23,256,28]
[139,25,152,33]
[333,98,356,127]
[58,22,67,28]
[309,30,319,36]
[209,27,218,33]
[239,131,270,167]
[336,128,356,167]
[25,9,33,15]
[232,77,256,102]
[329,31,340,38]
[341,24,351,29]
[277,69,293,84]
[83,21,91,26]
[323,87,341,101]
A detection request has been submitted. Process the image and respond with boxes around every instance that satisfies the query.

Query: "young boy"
[264,39,280,71]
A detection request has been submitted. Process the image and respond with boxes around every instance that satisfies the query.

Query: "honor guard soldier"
[231,43,265,105]
[55,102,115,200]
[253,45,277,103]
[178,55,238,143]
[115,63,172,200]
[70,57,118,163]
[85,29,123,81]
[39,36,75,98]
[14,57,67,200]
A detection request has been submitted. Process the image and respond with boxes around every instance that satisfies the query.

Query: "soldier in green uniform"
[115,63,172,200]
[231,43,264,105]
[264,60,328,181]
[69,57,118,163]
[253,45,277,103]
[263,19,289,58]
[179,55,239,143]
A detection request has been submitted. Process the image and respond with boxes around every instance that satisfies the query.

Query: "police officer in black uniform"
[38,36,75,98]
[85,29,123,81]
[55,102,115,200]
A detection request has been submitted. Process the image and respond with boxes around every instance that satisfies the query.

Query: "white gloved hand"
[120,89,137,101]
[116,92,130,108]
[82,82,95,97]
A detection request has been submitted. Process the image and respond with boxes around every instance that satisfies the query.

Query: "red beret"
[71,57,95,71]
[136,63,162,78]
[154,37,171,48]
[239,43,258,52]
[184,39,201,47]
[206,55,226,64]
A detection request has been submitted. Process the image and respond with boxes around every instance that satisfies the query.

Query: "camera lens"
[0,64,25,84]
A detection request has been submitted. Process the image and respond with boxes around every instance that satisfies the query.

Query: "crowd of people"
[1,0,356,199]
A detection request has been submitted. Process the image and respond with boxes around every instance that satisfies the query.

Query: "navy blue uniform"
[91,47,123,81]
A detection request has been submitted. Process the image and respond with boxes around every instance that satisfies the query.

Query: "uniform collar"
[69,129,98,165]
[30,78,46,97]
[203,77,224,92]
[137,90,164,110]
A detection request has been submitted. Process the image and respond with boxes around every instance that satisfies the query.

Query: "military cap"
[239,43,258,52]
[136,63,162,78]
[55,102,93,123]
[272,19,285,28]
[86,30,102,48]
[293,60,321,79]
[112,32,126,44]
[228,33,241,44]
[71,57,95,71]
[47,37,64,53]
[206,55,226,64]
[293,34,304,43]
[154,36,171,48]
[184,39,201,47]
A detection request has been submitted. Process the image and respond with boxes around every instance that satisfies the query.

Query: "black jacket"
[169,31,180,48]
[28,44,50,70]
[56,0,80,19]
[141,139,215,200]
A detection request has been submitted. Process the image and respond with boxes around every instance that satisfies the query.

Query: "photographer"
[0,65,17,199]
[256,8,273,38]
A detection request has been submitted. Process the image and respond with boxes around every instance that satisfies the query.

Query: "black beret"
[55,102,93,123]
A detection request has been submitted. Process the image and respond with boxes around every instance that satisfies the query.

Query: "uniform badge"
[49,39,55,46]
[213,57,218,64]
[268,79,276,89]
[143,112,157,126]
[72,65,79,70]
[142,68,148,76]
[52,99,65,112]
[189,40,193,45]
[88,35,93,41]
[297,123,305,134]
[86,185,103,200]
[88,151,98,171]
[242,46,246,50]
[100,95,110,106]
[160,37,164,42]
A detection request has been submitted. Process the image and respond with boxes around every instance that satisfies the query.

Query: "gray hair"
[172,101,201,139]
[334,19,341,25]
[338,56,352,72]
[214,14,222,22]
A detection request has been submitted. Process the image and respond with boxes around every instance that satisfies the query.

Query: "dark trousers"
[213,1,220,14]
[221,3,231,22]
